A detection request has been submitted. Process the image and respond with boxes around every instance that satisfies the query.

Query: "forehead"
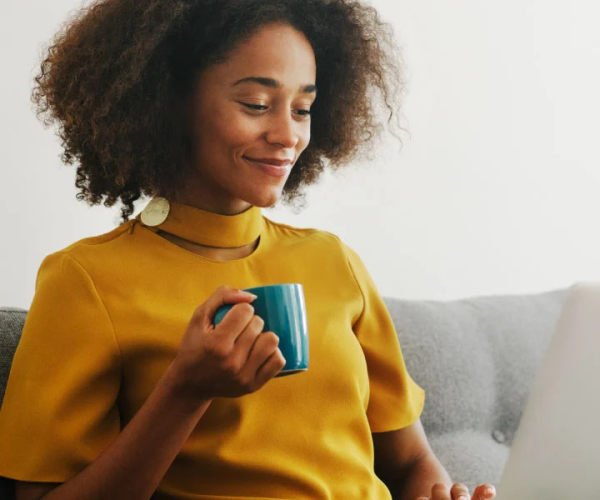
[200,23,317,90]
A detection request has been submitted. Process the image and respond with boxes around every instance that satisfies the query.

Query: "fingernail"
[244,292,258,299]
[486,486,495,495]
[458,496,468,500]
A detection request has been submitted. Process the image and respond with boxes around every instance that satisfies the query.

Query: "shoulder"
[57,220,132,256]
[262,216,365,287]
[36,221,133,284]
[263,216,353,255]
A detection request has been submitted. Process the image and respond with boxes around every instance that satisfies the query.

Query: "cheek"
[298,126,311,151]
[199,108,259,153]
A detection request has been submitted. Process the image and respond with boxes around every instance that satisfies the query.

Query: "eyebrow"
[233,76,317,95]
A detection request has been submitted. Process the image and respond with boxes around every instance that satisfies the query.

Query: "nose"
[264,109,301,149]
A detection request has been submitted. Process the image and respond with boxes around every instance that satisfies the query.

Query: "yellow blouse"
[0,202,425,499]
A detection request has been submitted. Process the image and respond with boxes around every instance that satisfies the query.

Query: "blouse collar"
[135,197,264,248]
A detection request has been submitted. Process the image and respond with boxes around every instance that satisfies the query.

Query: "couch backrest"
[0,308,26,410]
[0,307,25,499]
[383,288,569,445]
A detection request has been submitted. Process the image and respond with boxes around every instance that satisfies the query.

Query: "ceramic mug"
[213,283,309,377]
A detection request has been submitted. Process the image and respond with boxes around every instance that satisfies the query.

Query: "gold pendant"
[140,197,170,226]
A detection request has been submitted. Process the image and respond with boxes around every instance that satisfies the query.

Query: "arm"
[372,418,452,500]
[16,362,213,500]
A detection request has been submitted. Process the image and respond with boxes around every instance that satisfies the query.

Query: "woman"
[0,0,497,499]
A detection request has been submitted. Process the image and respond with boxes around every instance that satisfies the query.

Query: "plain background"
[1,0,599,309]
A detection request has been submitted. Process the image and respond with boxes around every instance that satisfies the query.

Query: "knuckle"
[451,483,470,497]
[192,304,205,320]
[223,360,240,376]
[238,302,255,315]
[265,331,280,345]
[252,315,265,328]
[277,350,286,365]
[238,375,253,391]
[431,483,449,495]
[208,343,228,360]
[452,482,468,490]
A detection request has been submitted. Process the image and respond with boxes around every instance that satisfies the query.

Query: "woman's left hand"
[415,482,496,500]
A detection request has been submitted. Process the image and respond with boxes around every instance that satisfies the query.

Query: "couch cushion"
[428,429,509,489]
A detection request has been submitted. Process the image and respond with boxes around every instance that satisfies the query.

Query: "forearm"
[387,453,453,500]
[43,362,213,500]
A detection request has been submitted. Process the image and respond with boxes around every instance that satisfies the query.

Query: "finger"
[246,332,283,378]
[209,290,256,340]
[233,315,264,363]
[431,483,451,500]
[450,483,470,499]
[472,484,496,499]
[254,347,286,385]
[206,286,256,327]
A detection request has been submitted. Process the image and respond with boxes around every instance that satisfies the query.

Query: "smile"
[244,157,291,178]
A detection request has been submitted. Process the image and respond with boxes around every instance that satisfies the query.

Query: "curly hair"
[32,0,407,224]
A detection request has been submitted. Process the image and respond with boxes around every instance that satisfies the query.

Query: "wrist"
[162,360,214,411]
[394,453,452,500]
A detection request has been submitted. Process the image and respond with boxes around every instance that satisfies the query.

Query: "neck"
[169,188,254,216]
[137,196,264,248]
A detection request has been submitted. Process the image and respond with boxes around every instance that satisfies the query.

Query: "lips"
[244,157,292,167]
[244,157,291,178]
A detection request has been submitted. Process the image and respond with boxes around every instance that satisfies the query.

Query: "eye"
[242,103,268,111]
[240,103,311,118]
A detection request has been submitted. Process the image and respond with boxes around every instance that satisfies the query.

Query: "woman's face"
[180,22,317,214]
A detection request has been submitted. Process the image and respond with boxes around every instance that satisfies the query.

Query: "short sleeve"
[340,241,425,433]
[0,252,122,482]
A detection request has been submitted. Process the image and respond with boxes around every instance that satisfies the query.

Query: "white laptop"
[495,282,600,499]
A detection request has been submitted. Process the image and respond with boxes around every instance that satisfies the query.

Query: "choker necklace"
[133,197,264,248]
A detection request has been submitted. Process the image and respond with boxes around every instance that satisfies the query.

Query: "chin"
[243,187,284,208]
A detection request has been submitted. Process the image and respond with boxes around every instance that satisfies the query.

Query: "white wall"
[2,0,599,309]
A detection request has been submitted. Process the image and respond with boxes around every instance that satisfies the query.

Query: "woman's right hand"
[170,285,286,404]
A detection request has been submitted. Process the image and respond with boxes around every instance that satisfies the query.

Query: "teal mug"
[213,283,309,377]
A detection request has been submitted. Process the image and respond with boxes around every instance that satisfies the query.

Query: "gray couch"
[0,287,569,498]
